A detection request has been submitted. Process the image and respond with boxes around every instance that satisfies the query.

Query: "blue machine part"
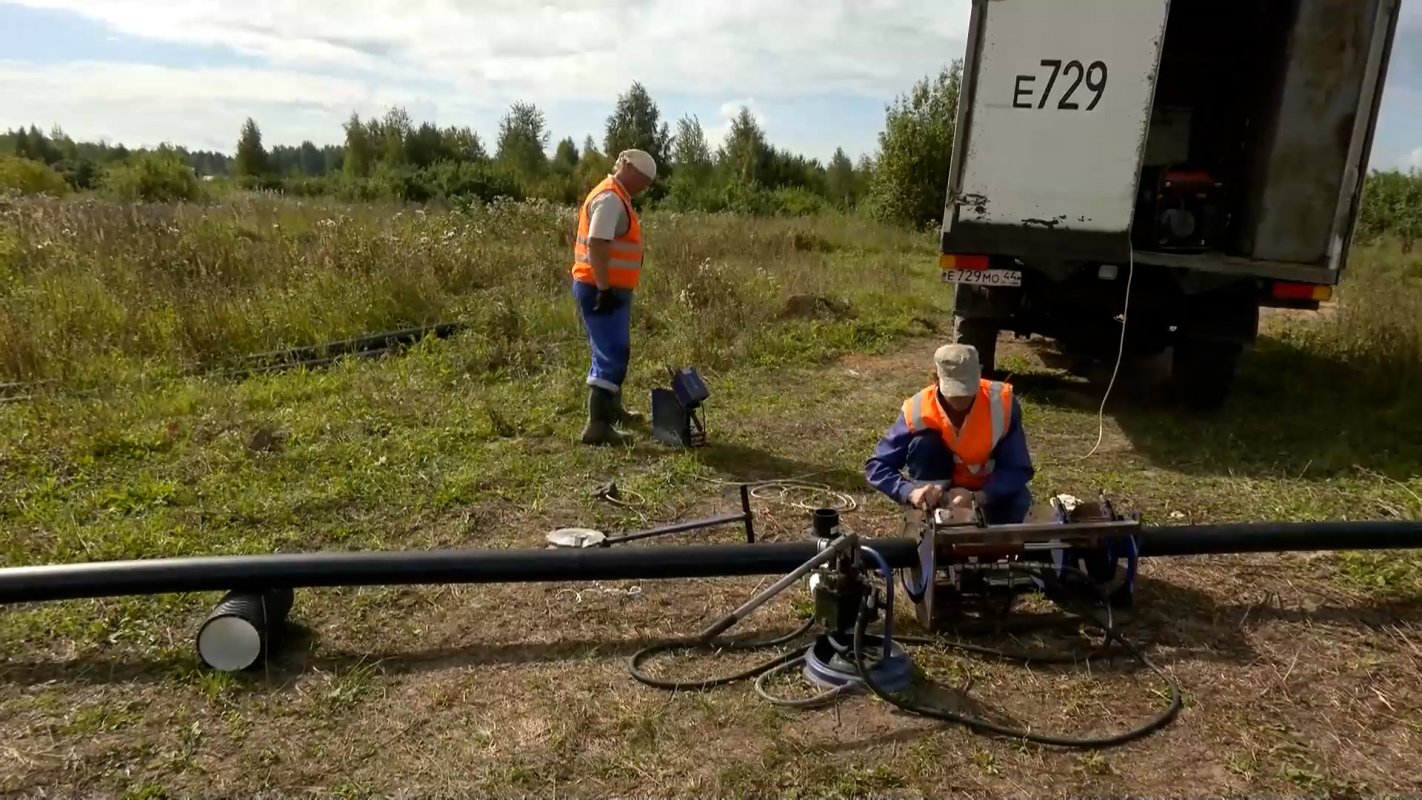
[1045,497,1139,608]
[802,632,914,694]
[668,366,710,409]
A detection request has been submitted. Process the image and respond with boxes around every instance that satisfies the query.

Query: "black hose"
[852,554,1182,749]
[626,618,816,691]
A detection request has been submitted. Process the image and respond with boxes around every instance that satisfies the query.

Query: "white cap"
[619,149,657,180]
[934,343,981,398]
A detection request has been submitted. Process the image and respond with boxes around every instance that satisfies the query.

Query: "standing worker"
[571,149,657,446]
[864,343,1034,524]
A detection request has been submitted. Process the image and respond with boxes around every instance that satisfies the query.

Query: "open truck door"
[939,0,1401,410]
[941,0,1173,267]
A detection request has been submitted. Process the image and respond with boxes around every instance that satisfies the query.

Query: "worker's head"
[614,149,657,195]
[934,343,981,411]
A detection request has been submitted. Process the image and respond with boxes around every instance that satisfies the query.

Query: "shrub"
[0,156,71,196]
[100,149,205,203]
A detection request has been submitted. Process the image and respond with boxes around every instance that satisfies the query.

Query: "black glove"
[591,288,623,315]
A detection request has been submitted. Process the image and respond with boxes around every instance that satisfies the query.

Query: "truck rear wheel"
[1171,338,1241,412]
[953,316,1000,376]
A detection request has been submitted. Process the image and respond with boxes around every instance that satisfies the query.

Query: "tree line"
[5,62,1420,238]
[1,65,970,228]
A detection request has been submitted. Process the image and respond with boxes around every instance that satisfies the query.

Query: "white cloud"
[10,0,973,100]
[0,59,481,151]
[1408,146,1422,170]
[1,0,974,157]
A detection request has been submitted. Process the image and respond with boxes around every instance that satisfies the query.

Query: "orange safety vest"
[901,379,1014,491]
[571,176,643,290]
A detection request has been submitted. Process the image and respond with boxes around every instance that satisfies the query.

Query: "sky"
[0,0,1419,171]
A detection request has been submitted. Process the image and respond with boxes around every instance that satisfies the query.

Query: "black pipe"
[0,539,924,606]
[233,322,465,368]
[6,519,1422,607]
[1136,520,1422,557]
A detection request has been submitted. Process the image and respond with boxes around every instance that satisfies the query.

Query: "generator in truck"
[939,0,1400,410]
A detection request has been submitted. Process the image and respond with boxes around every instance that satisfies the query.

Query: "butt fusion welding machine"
[907,493,1141,631]
[798,495,1140,648]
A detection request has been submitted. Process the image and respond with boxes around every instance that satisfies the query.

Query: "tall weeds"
[0,195,936,387]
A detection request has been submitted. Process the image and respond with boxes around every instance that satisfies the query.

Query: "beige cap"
[618,149,657,180]
[934,343,981,397]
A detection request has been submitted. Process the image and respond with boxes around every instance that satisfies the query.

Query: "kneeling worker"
[864,343,1034,524]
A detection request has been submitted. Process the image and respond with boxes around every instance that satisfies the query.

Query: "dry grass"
[2,195,1422,797]
[0,194,931,389]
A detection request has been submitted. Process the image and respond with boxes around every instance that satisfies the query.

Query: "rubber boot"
[580,386,633,446]
[611,388,645,426]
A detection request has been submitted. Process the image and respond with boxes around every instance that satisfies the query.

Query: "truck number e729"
[1013,60,1109,111]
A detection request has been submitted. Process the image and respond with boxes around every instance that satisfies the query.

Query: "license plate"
[941,268,1023,287]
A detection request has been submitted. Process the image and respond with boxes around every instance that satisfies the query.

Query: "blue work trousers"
[571,279,633,392]
[906,432,1031,524]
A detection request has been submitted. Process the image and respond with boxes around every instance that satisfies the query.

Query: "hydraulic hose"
[627,618,816,691]
[853,549,1183,749]
[628,536,867,708]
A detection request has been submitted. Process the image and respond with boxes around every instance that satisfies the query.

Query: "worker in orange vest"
[570,149,657,445]
[865,343,1034,524]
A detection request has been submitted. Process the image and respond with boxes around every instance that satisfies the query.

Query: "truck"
[938,0,1401,410]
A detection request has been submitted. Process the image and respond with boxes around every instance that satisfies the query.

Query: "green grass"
[0,194,933,387]
[2,195,1422,797]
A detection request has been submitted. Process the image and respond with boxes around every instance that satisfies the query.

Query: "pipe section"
[195,588,295,671]
[1136,520,1422,557]
[0,539,923,606]
[4,519,1422,607]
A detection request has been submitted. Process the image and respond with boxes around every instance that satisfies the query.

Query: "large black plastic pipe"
[233,322,465,368]
[0,539,922,606]
[4,520,1422,607]
[1134,520,1422,557]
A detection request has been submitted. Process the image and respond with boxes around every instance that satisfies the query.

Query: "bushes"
[100,149,205,203]
[1357,169,1422,251]
[866,61,962,229]
[0,155,71,196]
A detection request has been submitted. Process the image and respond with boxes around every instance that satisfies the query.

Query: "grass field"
[2,196,1422,797]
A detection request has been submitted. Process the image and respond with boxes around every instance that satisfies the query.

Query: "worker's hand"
[909,484,943,510]
[591,289,622,315]
[947,488,975,508]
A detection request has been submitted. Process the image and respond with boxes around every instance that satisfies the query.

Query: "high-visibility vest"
[900,379,1014,491]
[571,176,643,290]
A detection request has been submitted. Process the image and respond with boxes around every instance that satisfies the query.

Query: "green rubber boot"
[580,387,633,446]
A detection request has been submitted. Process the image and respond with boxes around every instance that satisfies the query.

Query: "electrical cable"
[697,475,858,514]
[1081,247,1135,460]
[753,657,853,709]
[627,618,816,691]
[749,481,858,513]
[853,549,1182,749]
